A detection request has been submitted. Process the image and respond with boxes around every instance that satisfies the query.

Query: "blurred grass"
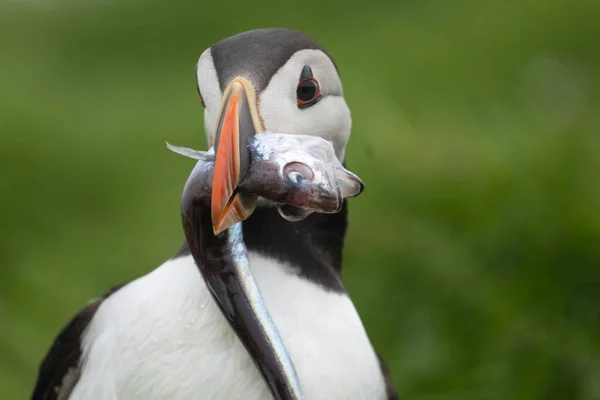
[1,0,599,398]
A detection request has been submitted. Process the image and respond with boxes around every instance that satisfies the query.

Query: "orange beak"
[211,77,264,235]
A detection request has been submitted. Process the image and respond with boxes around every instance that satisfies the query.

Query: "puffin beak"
[211,77,264,235]
[178,79,304,399]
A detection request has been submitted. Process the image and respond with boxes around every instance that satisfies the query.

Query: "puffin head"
[194,28,352,234]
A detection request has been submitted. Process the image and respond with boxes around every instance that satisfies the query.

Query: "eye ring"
[284,162,314,184]
[195,69,206,108]
[296,79,321,109]
[197,85,206,108]
[296,65,322,109]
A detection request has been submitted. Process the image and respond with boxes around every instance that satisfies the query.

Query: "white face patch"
[259,49,351,161]
[195,49,222,146]
[195,48,351,161]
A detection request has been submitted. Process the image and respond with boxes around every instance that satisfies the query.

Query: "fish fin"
[166,142,215,161]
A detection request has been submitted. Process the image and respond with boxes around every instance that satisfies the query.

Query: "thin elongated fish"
[169,132,364,400]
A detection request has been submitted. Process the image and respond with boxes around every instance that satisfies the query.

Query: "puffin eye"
[195,69,206,108]
[296,65,322,109]
[296,80,320,106]
[197,86,206,108]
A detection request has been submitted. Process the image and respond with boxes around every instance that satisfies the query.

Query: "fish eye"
[284,162,314,183]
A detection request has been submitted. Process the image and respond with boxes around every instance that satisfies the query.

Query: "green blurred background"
[1,0,599,398]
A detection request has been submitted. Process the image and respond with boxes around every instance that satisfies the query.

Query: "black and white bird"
[31,28,398,400]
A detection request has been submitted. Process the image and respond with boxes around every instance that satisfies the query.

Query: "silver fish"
[169,131,364,400]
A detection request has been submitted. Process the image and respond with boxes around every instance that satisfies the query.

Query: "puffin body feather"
[66,253,386,400]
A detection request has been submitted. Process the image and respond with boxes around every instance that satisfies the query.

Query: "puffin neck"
[173,200,348,293]
[242,201,348,292]
[181,188,303,400]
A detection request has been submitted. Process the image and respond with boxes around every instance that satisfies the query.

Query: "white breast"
[69,253,386,400]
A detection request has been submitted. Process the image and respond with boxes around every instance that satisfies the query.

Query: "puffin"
[31,28,398,400]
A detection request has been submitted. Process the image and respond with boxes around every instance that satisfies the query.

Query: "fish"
[167,132,365,400]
